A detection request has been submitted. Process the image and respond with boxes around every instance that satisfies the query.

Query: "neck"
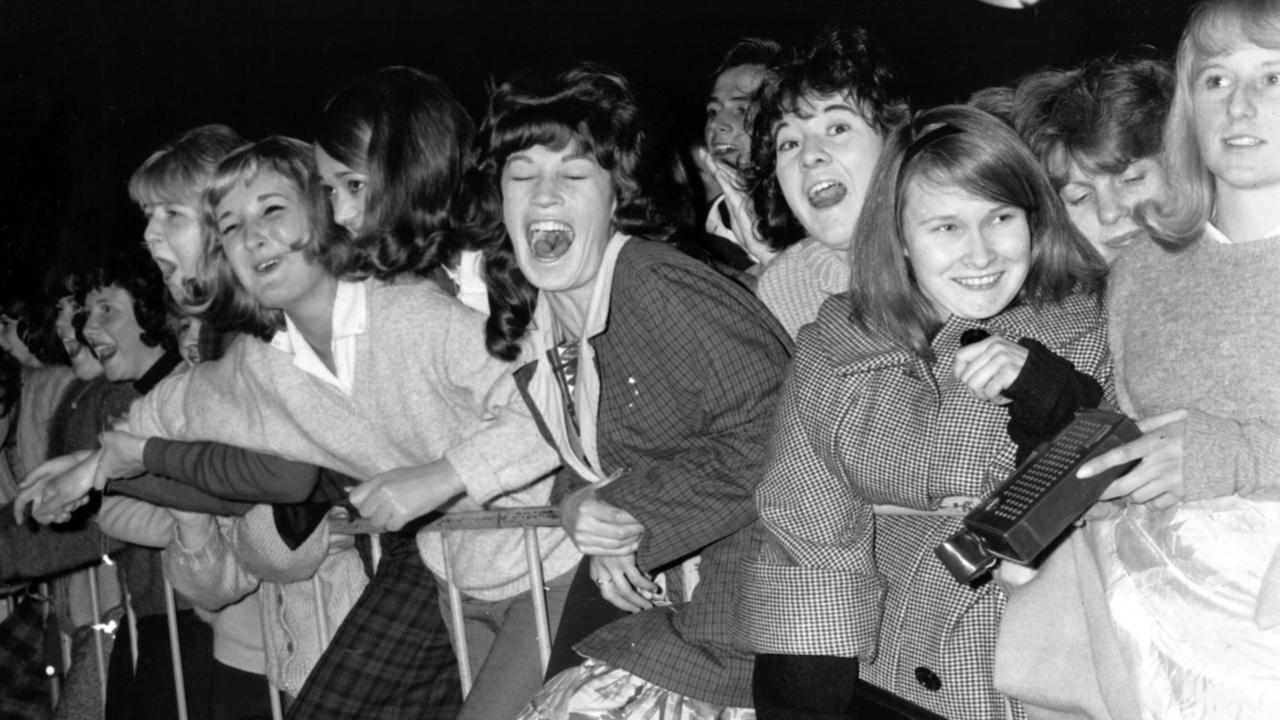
[286,275,340,360]
[1214,184,1280,243]
[544,287,592,341]
[135,344,167,378]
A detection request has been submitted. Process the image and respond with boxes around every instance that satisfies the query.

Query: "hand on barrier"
[560,481,644,556]
[590,553,659,613]
[1086,408,1188,510]
[953,333,1028,406]
[13,449,96,524]
[93,430,148,489]
[349,459,465,532]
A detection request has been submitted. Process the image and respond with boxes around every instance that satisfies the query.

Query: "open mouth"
[807,180,848,209]
[92,343,118,363]
[254,257,283,274]
[527,221,574,262]
[953,272,1003,290]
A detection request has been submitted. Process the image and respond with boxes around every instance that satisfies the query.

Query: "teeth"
[529,221,571,233]
[1226,136,1263,147]
[955,273,1001,288]
[93,344,117,361]
[807,180,848,209]
[808,181,838,198]
[255,258,280,273]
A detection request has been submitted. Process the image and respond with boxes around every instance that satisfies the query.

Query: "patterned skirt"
[517,658,754,720]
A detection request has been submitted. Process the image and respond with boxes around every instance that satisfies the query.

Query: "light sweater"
[129,279,576,601]
[755,238,850,338]
[164,506,367,695]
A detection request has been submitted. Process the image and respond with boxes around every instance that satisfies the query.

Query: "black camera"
[935,408,1142,584]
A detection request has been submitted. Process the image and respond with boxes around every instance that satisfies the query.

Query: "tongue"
[809,183,847,209]
[531,230,573,261]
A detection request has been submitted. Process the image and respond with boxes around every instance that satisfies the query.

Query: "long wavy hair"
[316,66,493,279]
[191,136,337,339]
[1141,0,1280,247]
[850,105,1106,361]
[744,24,910,252]
[477,63,669,360]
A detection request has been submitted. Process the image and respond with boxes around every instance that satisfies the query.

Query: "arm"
[163,514,261,612]
[227,502,331,584]
[95,495,176,548]
[595,263,791,571]
[737,324,886,660]
[438,302,561,504]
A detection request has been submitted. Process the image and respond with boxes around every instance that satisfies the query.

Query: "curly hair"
[316,66,494,280]
[745,24,910,251]
[1010,50,1174,190]
[192,136,337,339]
[849,105,1106,360]
[77,244,178,353]
[477,63,668,360]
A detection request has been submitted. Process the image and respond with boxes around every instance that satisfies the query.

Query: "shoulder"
[368,277,484,336]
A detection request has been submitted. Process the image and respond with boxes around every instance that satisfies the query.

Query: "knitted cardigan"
[129,279,575,601]
[755,238,850,339]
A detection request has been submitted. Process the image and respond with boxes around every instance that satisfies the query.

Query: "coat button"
[914,666,942,691]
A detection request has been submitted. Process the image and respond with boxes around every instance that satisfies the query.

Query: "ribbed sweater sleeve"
[142,438,324,504]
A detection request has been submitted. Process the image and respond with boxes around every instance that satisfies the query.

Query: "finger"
[1135,409,1188,433]
[578,540,641,556]
[1078,439,1150,479]
[621,564,659,594]
[1147,492,1180,510]
[346,482,371,506]
[599,577,649,612]
[577,517,645,539]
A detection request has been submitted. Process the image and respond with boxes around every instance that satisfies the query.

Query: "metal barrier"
[9,506,562,720]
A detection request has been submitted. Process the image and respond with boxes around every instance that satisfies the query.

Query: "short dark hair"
[711,37,783,80]
[478,63,667,360]
[746,25,910,251]
[849,105,1106,360]
[79,245,177,353]
[316,66,491,279]
[1011,51,1174,188]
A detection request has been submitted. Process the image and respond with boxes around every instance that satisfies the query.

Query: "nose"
[334,194,358,232]
[82,309,103,336]
[143,211,165,245]
[1228,82,1257,120]
[963,229,998,268]
[530,175,562,207]
[800,135,830,168]
[709,109,735,137]
[1096,185,1130,226]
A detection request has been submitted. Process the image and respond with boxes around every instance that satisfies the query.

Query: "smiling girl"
[739,105,1108,720]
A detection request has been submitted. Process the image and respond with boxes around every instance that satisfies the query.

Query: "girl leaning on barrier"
[480,64,792,719]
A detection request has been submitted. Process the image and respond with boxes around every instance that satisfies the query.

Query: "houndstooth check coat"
[738,290,1111,720]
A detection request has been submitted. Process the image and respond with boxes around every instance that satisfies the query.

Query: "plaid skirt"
[518,658,754,720]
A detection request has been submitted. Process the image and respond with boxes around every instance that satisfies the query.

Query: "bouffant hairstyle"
[477,64,668,360]
[850,105,1106,360]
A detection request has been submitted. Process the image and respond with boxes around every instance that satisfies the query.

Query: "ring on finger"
[595,577,611,586]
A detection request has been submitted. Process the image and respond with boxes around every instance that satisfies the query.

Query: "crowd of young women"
[0,0,1275,718]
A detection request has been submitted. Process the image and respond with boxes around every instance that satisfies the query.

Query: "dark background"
[0,0,1189,295]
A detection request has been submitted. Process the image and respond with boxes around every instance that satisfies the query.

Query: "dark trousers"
[210,661,276,720]
[543,557,628,681]
[106,610,213,720]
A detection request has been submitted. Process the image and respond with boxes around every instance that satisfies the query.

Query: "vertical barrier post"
[440,537,472,696]
[163,579,190,720]
[257,587,285,720]
[87,567,107,704]
[522,528,552,671]
[42,581,60,709]
[310,575,331,646]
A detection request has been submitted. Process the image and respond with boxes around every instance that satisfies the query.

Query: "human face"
[902,180,1031,321]
[177,316,203,366]
[705,63,766,170]
[140,196,203,302]
[773,92,884,253]
[1059,157,1165,263]
[315,145,369,236]
[55,296,103,380]
[501,143,617,308]
[83,285,164,382]
[0,314,38,368]
[215,170,333,318]
[1193,43,1280,194]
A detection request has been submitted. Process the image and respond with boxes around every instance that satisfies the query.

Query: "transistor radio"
[935,408,1142,584]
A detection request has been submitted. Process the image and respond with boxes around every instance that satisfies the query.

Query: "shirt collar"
[269,279,368,355]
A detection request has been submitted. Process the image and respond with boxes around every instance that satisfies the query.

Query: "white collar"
[269,279,368,394]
